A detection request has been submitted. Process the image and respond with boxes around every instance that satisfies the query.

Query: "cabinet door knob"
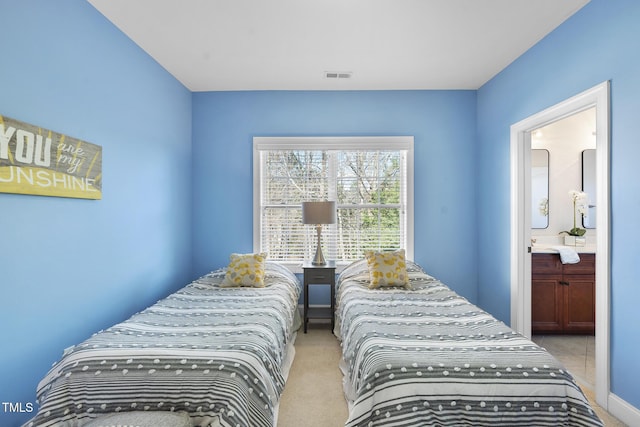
[559,280,570,286]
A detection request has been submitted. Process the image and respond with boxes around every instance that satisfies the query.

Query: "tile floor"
[532,334,595,389]
[532,335,627,426]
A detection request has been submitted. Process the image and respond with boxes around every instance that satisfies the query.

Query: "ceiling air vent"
[325,71,352,79]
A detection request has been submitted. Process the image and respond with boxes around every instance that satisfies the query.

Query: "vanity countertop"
[531,243,596,254]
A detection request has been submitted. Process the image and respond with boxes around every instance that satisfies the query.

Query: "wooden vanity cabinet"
[531,253,595,334]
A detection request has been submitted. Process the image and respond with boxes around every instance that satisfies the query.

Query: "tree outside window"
[254,137,413,268]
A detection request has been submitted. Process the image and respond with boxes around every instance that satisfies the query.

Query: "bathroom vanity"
[531,251,595,334]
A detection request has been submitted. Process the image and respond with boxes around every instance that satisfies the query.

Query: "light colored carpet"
[532,335,627,426]
[278,322,348,427]
[279,323,626,426]
[579,381,627,426]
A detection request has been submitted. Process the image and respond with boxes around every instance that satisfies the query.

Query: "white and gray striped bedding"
[335,259,603,427]
[24,263,302,427]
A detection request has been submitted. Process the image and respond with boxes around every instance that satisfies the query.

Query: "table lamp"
[302,201,337,265]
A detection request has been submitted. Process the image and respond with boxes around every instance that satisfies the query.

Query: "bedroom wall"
[191,90,478,302]
[477,0,640,414]
[0,2,192,426]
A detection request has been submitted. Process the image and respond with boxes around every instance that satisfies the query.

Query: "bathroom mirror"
[531,149,549,229]
[582,149,596,228]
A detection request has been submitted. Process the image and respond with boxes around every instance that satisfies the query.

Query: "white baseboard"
[609,392,640,427]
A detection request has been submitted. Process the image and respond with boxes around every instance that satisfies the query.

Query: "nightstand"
[302,261,336,333]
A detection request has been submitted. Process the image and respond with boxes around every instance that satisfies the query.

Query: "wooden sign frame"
[0,114,102,199]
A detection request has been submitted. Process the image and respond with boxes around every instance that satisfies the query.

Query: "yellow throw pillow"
[365,249,410,289]
[222,253,267,287]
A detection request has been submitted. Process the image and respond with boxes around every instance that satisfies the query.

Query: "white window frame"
[253,136,414,273]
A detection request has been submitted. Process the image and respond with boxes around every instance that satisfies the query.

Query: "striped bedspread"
[335,259,603,427]
[24,263,301,427]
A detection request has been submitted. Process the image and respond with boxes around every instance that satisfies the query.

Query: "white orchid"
[538,197,549,216]
[561,190,588,236]
[570,190,588,213]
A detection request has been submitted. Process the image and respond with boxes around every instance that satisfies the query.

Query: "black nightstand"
[302,261,336,333]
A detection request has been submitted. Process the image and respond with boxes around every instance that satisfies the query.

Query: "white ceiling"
[87,0,589,92]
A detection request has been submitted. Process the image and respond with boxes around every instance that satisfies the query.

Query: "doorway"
[529,108,597,389]
[509,81,610,408]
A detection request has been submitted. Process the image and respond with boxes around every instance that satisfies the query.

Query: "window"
[253,136,413,270]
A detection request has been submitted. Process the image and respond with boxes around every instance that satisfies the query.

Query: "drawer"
[304,268,335,284]
[563,253,595,275]
[532,253,562,274]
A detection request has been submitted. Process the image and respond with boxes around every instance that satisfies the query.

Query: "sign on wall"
[0,114,102,199]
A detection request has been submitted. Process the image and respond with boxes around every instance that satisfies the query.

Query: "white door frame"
[509,81,610,408]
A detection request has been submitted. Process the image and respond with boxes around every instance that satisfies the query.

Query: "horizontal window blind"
[253,137,413,266]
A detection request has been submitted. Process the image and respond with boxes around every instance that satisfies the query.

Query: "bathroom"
[530,106,596,248]
[530,106,597,390]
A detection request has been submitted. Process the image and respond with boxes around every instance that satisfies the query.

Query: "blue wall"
[191,90,479,300]
[0,2,192,425]
[477,0,640,411]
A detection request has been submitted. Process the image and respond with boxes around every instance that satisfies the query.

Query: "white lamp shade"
[302,201,337,225]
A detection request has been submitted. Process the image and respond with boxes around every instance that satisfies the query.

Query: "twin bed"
[24,262,301,427]
[334,257,603,427]
[25,254,603,427]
